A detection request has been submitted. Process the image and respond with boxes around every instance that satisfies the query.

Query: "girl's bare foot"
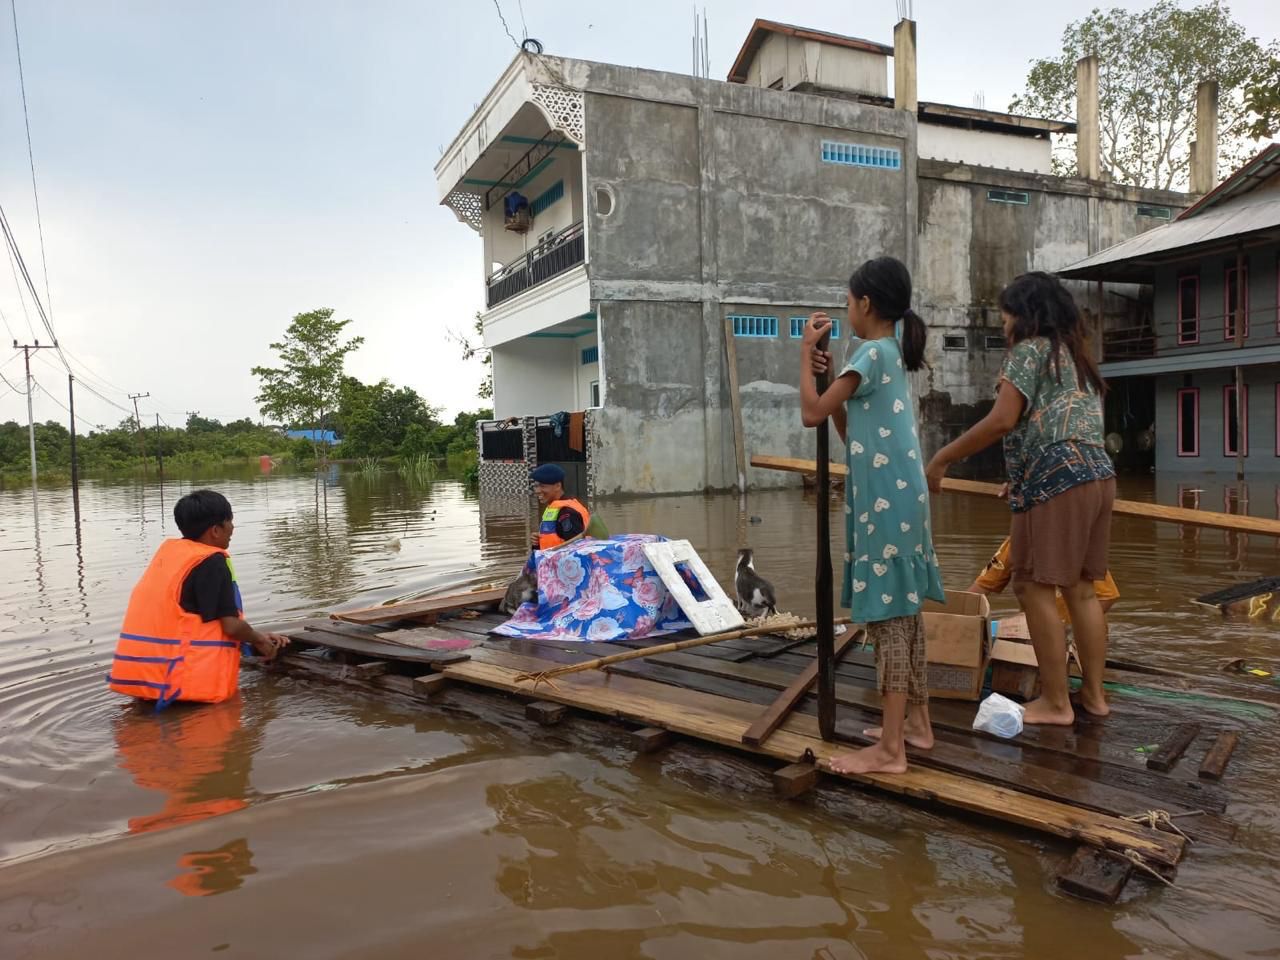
[1021,696,1076,726]
[828,743,908,775]
[1078,689,1111,717]
[863,725,935,750]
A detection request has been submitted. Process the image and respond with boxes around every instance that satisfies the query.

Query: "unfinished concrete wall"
[573,60,915,493]
[914,160,1190,476]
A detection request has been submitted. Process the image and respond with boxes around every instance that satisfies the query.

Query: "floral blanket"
[493,534,697,642]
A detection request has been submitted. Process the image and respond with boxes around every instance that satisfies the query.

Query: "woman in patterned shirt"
[925,272,1115,725]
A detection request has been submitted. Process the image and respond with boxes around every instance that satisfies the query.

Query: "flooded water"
[1,465,1279,958]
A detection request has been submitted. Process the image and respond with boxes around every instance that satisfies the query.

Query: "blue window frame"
[731,315,778,338]
[987,189,1030,205]
[790,316,839,338]
[820,141,902,170]
[581,345,598,365]
[530,180,564,217]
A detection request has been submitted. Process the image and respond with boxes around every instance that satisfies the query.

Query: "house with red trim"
[1061,144,1280,476]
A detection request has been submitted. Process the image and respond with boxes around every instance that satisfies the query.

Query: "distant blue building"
[285,428,338,445]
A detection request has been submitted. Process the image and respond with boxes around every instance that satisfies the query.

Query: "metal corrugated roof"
[1058,144,1280,283]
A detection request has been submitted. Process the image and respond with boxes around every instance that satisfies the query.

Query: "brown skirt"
[1009,478,1115,587]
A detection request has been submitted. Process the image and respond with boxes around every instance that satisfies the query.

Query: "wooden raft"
[265,594,1275,901]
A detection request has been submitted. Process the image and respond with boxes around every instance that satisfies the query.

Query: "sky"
[0,0,1276,433]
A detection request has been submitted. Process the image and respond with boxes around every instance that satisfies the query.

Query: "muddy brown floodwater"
[1,465,1278,958]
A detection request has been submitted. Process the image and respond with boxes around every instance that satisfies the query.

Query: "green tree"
[335,377,443,458]
[449,312,493,401]
[1244,41,1280,138]
[1010,2,1280,189]
[251,309,363,461]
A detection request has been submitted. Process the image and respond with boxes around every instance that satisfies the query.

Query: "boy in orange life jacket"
[108,490,289,706]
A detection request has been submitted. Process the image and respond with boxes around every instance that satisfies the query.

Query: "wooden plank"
[353,660,388,678]
[375,625,485,653]
[526,701,568,726]
[773,762,819,799]
[630,727,675,754]
[1198,732,1240,781]
[332,587,506,625]
[751,454,1280,537]
[1147,723,1201,772]
[1056,846,1133,904]
[293,625,473,666]
[438,656,1187,868]
[412,674,449,698]
[742,629,861,746]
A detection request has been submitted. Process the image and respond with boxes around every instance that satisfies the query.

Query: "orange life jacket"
[109,538,244,707]
[538,498,591,550]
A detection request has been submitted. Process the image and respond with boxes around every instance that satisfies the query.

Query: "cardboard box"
[990,637,1040,700]
[922,590,991,700]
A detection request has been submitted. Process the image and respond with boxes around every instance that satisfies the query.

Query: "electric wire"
[491,0,519,46]
[10,0,55,331]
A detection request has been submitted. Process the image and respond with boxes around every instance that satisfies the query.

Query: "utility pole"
[129,392,150,477]
[155,413,165,477]
[68,373,81,524]
[14,339,56,488]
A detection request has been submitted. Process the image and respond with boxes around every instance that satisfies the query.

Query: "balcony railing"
[486,222,585,309]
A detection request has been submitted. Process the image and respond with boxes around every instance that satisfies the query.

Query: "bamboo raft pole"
[750,455,1280,537]
[514,615,853,686]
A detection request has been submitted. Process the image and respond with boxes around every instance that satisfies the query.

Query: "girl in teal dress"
[800,256,945,775]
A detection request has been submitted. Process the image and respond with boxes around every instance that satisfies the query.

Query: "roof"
[918,101,1075,136]
[727,19,893,83]
[1058,144,1280,283]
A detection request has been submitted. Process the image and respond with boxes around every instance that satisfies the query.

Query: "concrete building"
[1061,143,1280,477]
[436,18,1191,495]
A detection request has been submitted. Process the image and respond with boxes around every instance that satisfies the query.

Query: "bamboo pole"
[749,455,1280,537]
[514,616,854,685]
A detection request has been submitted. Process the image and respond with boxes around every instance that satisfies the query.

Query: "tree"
[335,377,443,458]
[252,309,363,461]
[449,312,493,401]
[1244,41,1280,138]
[1010,2,1280,190]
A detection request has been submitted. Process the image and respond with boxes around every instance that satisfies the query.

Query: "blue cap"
[530,463,565,485]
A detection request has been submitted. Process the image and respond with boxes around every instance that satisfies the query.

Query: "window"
[943,334,967,351]
[820,141,902,170]
[530,180,564,217]
[985,334,1006,350]
[1176,387,1199,457]
[1137,204,1172,220]
[581,346,598,365]
[590,380,600,407]
[790,316,841,339]
[731,315,778,338]
[1177,274,1199,345]
[1224,264,1249,341]
[987,189,1029,205]
[1224,384,1248,457]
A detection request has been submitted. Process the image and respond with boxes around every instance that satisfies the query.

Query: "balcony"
[486,222,586,309]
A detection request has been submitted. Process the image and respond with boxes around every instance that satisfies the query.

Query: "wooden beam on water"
[332,587,506,625]
[751,454,1280,537]
[742,629,861,746]
[439,655,1187,869]
[1146,723,1201,772]
[1198,731,1240,781]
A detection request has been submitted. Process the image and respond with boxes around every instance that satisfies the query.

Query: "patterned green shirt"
[1001,337,1113,513]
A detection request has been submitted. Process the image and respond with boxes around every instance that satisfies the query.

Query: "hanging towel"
[568,411,585,453]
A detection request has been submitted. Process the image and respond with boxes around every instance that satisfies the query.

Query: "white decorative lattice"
[531,83,585,145]
[444,190,483,232]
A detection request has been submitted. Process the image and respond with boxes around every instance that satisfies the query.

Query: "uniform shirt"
[179,554,240,623]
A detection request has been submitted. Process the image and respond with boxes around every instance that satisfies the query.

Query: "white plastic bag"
[972,693,1025,739]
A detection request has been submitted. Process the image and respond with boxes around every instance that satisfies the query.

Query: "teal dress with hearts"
[838,335,946,622]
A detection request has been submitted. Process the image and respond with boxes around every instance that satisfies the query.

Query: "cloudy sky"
[0,0,1274,431]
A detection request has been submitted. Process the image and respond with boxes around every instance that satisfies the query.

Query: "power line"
[515,0,528,39]
[10,0,55,330]
[3,223,36,342]
[491,0,519,46]
[0,201,55,346]
[0,363,23,395]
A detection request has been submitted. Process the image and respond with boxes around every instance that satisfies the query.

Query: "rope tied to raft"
[1122,849,1174,886]
[1121,809,1195,843]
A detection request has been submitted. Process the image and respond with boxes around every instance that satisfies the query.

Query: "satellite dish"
[1105,432,1123,455]
[1137,427,1155,451]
